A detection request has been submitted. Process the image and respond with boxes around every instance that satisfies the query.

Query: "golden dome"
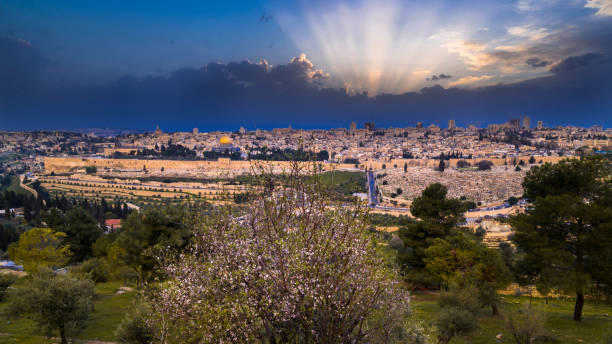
[219,136,233,145]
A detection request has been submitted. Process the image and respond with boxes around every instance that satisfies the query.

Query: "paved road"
[366,170,377,207]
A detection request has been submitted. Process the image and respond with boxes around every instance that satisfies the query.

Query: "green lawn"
[317,170,367,196]
[0,280,135,343]
[1,176,31,198]
[0,154,22,165]
[412,292,612,343]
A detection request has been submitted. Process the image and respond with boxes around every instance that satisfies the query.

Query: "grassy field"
[412,292,612,343]
[0,154,22,164]
[0,279,135,344]
[316,170,367,196]
[0,176,31,198]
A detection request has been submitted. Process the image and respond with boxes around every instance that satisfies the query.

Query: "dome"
[219,136,233,145]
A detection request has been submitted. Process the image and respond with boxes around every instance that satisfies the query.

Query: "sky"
[1,0,611,131]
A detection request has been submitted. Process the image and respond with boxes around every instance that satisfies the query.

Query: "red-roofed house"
[105,218,122,231]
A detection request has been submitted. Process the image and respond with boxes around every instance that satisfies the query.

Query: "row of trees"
[248,147,330,161]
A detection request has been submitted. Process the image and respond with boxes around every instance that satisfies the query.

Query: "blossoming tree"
[149,163,417,343]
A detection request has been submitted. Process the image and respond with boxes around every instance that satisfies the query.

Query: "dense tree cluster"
[248,147,329,161]
[397,183,471,286]
[511,155,612,321]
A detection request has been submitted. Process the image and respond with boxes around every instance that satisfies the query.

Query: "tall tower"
[448,119,456,130]
[193,127,199,135]
[509,118,521,129]
[522,116,531,129]
[350,121,357,131]
[537,121,543,130]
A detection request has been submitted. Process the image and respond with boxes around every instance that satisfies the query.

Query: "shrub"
[78,258,110,283]
[115,301,157,344]
[436,307,478,344]
[505,306,548,344]
[457,160,470,168]
[0,273,18,301]
[436,288,480,344]
[476,160,493,171]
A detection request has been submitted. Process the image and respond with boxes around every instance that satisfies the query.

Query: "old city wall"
[44,156,573,175]
[377,155,572,170]
[44,157,357,175]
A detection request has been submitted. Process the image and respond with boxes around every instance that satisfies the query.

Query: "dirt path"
[19,175,38,198]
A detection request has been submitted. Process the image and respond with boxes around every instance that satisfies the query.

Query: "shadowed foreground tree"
[4,268,95,344]
[397,183,469,287]
[53,207,103,263]
[148,164,418,343]
[109,206,191,286]
[425,233,512,315]
[511,156,612,321]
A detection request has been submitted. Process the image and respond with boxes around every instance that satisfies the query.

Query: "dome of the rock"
[219,136,233,145]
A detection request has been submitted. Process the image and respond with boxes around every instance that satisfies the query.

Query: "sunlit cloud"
[275,0,609,95]
[508,25,550,41]
[447,74,494,87]
[517,0,559,12]
[430,31,496,70]
[277,0,459,95]
[585,0,612,16]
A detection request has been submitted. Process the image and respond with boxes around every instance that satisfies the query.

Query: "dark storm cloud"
[226,60,269,84]
[549,52,608,72]
[0,35,49,105]
[1,50,611,130]
[426,74,453,81]
[525,58,551,68]
[487,21,612,72]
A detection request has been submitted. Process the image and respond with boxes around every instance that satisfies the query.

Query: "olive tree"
[4,268,95,344]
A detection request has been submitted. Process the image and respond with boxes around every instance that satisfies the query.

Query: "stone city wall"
[364,155,573,170]
[44,156,573,176]
[44,157,358,175]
